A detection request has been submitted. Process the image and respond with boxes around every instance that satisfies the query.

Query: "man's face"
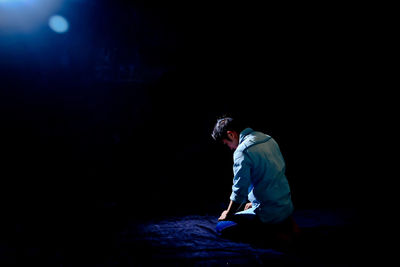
[222,131,239,151]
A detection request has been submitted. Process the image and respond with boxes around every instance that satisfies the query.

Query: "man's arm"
[218,150,252,221]
[218,200,244,221]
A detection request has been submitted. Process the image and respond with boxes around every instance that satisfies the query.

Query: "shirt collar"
[239,128,254,144]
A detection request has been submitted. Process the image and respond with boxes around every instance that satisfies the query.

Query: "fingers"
[218,210,228,221]
[244,203,252,210]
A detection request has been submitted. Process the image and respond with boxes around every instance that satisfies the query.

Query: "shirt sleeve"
[230,150,252,204]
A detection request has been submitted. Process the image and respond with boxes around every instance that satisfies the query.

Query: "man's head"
[211,117,245,151]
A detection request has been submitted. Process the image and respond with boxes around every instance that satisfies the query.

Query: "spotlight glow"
[0,0,29,3]
[48,15,69,33]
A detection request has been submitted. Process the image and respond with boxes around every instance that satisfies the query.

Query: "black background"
[0,1,381,231]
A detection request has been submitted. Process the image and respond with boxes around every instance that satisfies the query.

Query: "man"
[212,117,298,244]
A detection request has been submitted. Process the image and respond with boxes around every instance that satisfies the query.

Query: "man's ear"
[226,131,235,141]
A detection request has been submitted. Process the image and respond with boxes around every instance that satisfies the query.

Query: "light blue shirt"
[230,128,294,223]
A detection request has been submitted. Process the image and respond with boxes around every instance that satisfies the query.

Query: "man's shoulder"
[234,132,270,159]
[239,131,271,150]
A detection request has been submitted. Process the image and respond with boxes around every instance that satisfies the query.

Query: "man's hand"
[218,200,243,221]
[244,202,252,210]
[218,210,229,221]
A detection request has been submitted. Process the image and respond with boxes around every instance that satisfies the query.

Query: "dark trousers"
[216,213,299,246]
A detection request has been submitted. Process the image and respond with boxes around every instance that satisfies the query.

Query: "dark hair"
[211,116,246,143]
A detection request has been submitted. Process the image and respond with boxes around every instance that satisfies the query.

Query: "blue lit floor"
[1,208,364,266]
[116,209,361,266]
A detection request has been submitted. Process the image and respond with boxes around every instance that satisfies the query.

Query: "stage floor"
[116,208,360,266]
[2,208,362,266]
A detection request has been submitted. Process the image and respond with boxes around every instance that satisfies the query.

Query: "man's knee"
[216,220,238,236]
[216,220,253,242]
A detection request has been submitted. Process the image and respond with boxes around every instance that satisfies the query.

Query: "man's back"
[233,128,294,223]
